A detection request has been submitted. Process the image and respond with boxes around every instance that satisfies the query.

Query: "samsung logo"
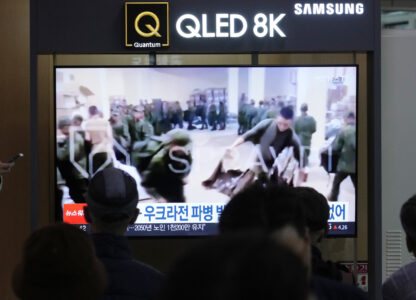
[294,3,364,15]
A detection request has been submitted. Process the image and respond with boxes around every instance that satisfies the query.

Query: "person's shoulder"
[257,118,274,127]
[306,115,317,123]
[294,115,303,122]
[312,275,368,300]
[390,260,416,276]
[129,259,164,279]
[102,257,164,299]
[383,261,416,297]
[251,118,274,133]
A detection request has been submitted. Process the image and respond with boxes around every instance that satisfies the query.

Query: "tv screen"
[55,65,357,236]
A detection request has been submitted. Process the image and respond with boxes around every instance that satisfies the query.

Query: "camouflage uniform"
[135,130,192,202]
[294,114,316,167]
[328,124,356,201]
[132,119,154,143]
[238,103,249,135]
[208,103,218,130]
[112,121,131,149]
[130,119,154,166]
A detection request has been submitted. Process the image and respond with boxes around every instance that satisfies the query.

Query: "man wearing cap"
[83,167,164,299]
[228,106,300,180]
[56,116,88,203]
[294,103,317,167]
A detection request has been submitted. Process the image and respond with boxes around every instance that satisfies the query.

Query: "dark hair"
[294,187,329,232]
[346,111,355,119]
[12,223,107,300]
[159,233,308,300]
[301,103,308,112]
[72,114,83,122]
[280,106,294,119]
[219,183,307,239]
[401,195,416,244]
[88,105,99,116]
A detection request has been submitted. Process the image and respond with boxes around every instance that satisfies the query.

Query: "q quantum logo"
[125,2,169,49]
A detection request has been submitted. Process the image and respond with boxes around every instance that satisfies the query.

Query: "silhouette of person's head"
[84,167,139,235]
[160,232,309,300]
[12,223,107,300]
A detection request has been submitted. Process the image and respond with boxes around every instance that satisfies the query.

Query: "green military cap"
[163,129,191,147]
[58,116,72,129]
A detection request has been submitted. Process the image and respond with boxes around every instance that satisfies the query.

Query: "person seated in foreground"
[159,232,309,300]
[219,182,368,300]
[383,195,416,300]
[83,167,164,300]
[295,186,355,284]
[12,223,107,300]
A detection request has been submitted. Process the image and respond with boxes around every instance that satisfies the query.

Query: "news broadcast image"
[55,66,357,236]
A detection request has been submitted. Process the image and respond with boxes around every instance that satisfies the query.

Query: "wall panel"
[0,0,30,299]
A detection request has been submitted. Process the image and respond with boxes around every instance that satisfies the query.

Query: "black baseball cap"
[85,167,139,219]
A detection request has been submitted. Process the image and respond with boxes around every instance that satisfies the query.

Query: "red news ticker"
[63,203,88,224]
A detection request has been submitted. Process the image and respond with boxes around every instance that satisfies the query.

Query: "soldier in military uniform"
[72,114,83,128]
[218,101,227,130]
[131,105,154,143]
[238,97,249,135]
[208,100,218,130]
[109,109,131,163]
[56,116,88,203]
[171,101,184,129]
[294,103,317,167]
[185,100,196,130]
[246,99,258,130]
[196,99,208,130]
[135,129,192,202]
[130,105,154,167]
[252,101,267,126]
[328,112,356,202]
[160,101,173,134]
[121,107,136,145]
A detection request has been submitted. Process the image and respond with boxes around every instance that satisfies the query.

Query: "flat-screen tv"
[55,65,357,236]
